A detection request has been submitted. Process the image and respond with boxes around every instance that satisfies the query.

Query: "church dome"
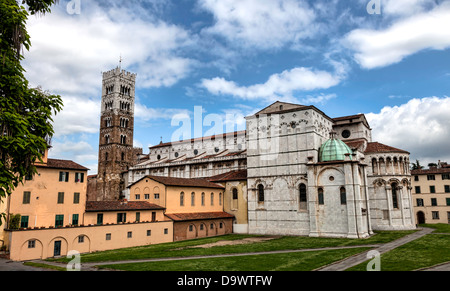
[319,134,353,162]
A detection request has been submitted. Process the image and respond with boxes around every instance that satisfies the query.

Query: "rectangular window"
[144,194,150,199]
[445,185,450,193]
[59,171,69,182]
[28,240,36,249]
[97,213,103,225]
[415,186,421,194]
[106,233,111,241]
[154,193,160,199]
[427,175,435,181]
[147,230,151,236]
[432,211,440,220]
[151,212,156,222]
[117,213,126,223]
[416,198,424,207]
[442,174,450,180]
[164,228,168,234]
[20,216,29,228]
[57,192,64,204]
[72,214,79,226]
[414,175,419,181]
[431,198,437,206]
[23,191,31,204]
[135,194,140,200]
[73,192,80,204]
[75,172,84,183]
[446,198,450,206]
[430,186,436,193]
[55,215,64,227]
[136,212,140,222]
[127,231,132,238]
[78,235,84,243]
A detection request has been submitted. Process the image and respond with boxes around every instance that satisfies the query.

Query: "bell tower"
[96,66,137,201]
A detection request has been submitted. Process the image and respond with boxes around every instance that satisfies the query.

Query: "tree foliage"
[0,0,62,225]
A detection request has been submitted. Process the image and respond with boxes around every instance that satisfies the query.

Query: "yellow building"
[127,175,234,241]
[1,150,173,261]
[412,164,450,224]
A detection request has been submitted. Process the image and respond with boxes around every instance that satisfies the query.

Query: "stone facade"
[94,67,142,201]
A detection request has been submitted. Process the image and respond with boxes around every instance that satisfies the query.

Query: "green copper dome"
[319,136,353,162]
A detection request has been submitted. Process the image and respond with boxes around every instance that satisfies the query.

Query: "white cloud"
[52,96,100,137]
[366,96,450,164]
[24,1,194,96]
[343,2,450,69]
[198,0,316,50]
[383,0,437,16]
[135,103,191,122]
[200,67,343,103]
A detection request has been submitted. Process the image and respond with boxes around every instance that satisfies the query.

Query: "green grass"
[98,247,372,271]
[420,223,450,233]
[50,230,415,264]
[347,233,450,271]
[23,261,67,271]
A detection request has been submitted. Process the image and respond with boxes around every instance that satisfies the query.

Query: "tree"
[411,160,424,171]
[0,0,63,225]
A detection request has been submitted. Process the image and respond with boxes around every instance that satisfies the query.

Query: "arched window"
[318,188,324,205]
[180,192,184,206]
[201,192,205,206]
[392,183,399,209]
[340,187,347,205]
[191,192,195,206]
[257,184,264,202]
[299,183,307,210]
[105,152,109,161]
[232,188,238,200]
[211,192,214,206]
[219,193,222,205]
[121,152,125,161]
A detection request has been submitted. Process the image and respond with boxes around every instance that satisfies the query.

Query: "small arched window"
[201,192,205,206]
[299,183,307,210]
[318,188,324,205]
[191,192,195,206]
[258,184,265,202]
[392,183,399,209]
[340,187,347,205]
[180,192,184,206]
[232,188,238,200]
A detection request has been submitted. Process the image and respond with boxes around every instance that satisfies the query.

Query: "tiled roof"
[37,159,89,171]
[208,170,247,182]
[165,211,234,221]
[411,168,450,175]
[85,201,165,212]
[128,175,225,189]
[365,142,409,154]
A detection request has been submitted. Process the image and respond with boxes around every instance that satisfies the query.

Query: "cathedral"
[89,67,416,239]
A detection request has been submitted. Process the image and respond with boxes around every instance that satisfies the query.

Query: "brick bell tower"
[96,66,138,201]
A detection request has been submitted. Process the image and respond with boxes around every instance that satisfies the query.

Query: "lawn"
[347,224,450,271]
[50,230,415,264]
[97,247,371,271]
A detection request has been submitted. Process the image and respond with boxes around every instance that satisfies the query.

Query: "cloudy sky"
[23,0,450,174]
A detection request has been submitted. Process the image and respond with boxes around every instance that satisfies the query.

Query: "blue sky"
[23,0,450,174]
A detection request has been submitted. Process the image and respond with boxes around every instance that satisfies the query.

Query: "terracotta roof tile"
[37,159,89,171]
[411,168,450,175]
[208,170,247,182]
[85,201,164,212]
[128,175,225,189]
[165,212,234,221]
[365,142,409,154]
